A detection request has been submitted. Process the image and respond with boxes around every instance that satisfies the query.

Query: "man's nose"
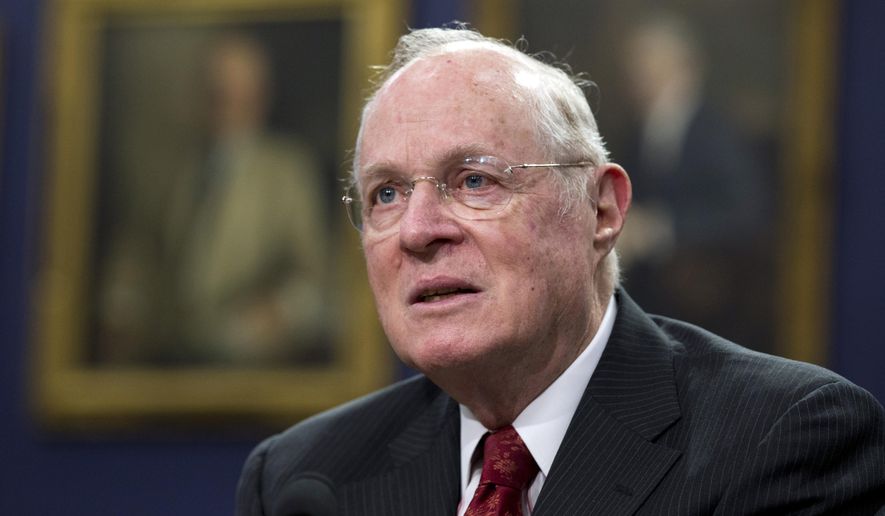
[397,181,464,252]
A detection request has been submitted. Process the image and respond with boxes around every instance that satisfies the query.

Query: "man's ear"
[592,163,632,254]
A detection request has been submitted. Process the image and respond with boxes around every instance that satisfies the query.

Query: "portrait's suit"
[622,101,773,348]
[236,290,885,515]
[162,135,328,361]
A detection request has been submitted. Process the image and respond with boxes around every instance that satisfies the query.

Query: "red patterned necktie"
[464,425,540,516]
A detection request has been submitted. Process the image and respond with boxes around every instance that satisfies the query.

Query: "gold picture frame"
[34,0,405,431]
[472,0,836,365]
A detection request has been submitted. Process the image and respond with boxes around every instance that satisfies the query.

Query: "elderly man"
[236,27,885,515]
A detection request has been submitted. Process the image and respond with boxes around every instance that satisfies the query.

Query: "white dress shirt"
[457,296,617,515]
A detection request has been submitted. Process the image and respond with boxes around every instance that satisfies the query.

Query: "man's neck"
[433,293,612,429]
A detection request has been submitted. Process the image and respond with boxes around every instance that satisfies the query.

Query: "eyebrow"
[360,162,402,182]
[360,144,501,181]
[435,144,495,164]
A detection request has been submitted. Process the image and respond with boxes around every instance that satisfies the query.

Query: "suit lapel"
[534,290,683,515]
[339,384,461,516]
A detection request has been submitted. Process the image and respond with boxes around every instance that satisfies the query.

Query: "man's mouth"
[419,287,478,303]
[409,278,481,305]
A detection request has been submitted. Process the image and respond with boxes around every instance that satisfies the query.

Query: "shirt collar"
[458,295,618,490]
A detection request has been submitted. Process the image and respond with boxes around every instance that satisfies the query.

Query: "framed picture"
[34,0,404,430]
[472,0,835,364]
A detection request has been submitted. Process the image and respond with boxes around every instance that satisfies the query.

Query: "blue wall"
[1,1,882,514]
[831,0,885,403]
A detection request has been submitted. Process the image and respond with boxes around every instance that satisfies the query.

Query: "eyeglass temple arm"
[511,161,595,170]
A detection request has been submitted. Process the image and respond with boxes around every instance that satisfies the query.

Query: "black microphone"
[272,472,337,516]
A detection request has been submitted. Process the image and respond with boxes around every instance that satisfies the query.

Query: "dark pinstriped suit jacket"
[236,290,885,515]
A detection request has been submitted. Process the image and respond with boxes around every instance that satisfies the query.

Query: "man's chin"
[394,337,496,376]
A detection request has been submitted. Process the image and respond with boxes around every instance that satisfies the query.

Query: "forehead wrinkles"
[360,50,541,169]
[386,53,519,119]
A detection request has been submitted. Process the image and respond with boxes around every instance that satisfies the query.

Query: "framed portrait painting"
[473,0,836,365]
[34,0,404,430]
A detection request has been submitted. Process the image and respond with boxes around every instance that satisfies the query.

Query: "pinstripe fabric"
[236,375,460,516]
[236,290,885,515]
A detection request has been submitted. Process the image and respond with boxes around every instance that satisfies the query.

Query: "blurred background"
[2,0,883,514]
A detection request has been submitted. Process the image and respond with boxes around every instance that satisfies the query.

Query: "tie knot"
[479,426,539,490]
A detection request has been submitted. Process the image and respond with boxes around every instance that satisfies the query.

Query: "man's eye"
[463,174,488,189]
[375,186,398,204]
[457,171,503,192]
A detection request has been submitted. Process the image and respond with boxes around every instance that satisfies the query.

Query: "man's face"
[356,51,604,378]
